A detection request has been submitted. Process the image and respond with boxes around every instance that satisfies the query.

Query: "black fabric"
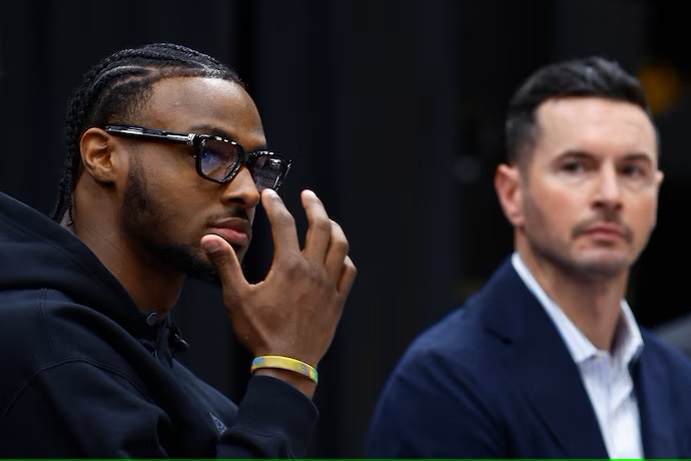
[0,191,317,458]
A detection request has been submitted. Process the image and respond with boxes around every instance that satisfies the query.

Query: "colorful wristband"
[251,355,319,384]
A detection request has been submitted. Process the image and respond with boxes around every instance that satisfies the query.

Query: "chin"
[184,250,222,285]
[577,254,630,279]
[151,242,220,284]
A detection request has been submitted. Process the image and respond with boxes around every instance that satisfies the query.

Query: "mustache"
[572,213,633,243]
[206,207,251,224]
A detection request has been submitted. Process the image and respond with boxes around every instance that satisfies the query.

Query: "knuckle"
[344,258,357,278]
[329,219,347,239]
[349,264,358,278]
[332,238,350,255]
[312,215,332,233]
[277,254,306,273]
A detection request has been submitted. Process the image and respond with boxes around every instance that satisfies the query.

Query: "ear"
[494,163,524,227]
[79,127,121,184]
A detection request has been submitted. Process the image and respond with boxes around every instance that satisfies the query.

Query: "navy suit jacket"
[366,257,691,458]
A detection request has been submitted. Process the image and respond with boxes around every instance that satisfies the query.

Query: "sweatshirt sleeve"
[217,375,318,458]
[0,361,317,458]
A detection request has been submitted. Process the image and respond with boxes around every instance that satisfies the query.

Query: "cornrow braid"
[50,42,243,223]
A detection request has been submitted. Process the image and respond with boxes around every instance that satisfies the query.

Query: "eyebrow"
[558,149,656,163]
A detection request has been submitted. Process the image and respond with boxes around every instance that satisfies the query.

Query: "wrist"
[253,368,317,399]
[251,355,319,383]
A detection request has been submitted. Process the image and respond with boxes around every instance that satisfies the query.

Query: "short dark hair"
[505,56,654,167]
[51,42,243,223]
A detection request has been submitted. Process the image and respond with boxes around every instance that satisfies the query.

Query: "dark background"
[2,0,690,457]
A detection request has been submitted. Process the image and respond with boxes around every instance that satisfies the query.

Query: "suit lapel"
[632,339,676,457]
[479,260,609,458]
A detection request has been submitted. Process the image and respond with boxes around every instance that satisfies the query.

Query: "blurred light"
[638,63,681,116]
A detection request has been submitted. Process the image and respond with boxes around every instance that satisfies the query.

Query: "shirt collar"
[511,252,644,366]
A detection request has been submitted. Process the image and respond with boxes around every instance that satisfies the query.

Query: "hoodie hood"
[0,191,187,356]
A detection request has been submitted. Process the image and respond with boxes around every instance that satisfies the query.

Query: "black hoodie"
[0,191,317,458]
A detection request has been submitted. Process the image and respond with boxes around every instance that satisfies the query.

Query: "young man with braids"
[366,57,691,457]
[0,42,356,457]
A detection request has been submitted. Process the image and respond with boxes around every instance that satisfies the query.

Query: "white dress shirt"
[511,252,644,459]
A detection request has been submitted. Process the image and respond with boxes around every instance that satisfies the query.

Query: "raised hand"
[201,188,356,396]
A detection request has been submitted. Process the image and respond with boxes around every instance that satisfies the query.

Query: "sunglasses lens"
[198,138,241,181]
[252,154,289,191]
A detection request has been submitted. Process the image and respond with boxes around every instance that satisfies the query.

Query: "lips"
[207,217,252,247]
[581,223,631,242]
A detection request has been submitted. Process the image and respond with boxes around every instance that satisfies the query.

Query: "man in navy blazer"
[366,57,691,458]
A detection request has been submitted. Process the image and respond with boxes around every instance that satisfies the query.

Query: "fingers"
[261,188,300,255]
[324,218,349,275]
[302,189,333,263]
[299,190,355,289]
[325,220,357,295]
[263,187,356,294]
[219,187,357,377]
[338,255,357,296]
[201,234,247,299]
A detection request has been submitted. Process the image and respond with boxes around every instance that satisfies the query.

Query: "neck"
[67,196,185,315]
[516,248,628,351]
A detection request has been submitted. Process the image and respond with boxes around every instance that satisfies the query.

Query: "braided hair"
[51,42,244,223]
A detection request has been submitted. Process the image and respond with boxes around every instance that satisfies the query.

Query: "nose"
[221,165,260,209]
[593,164,622,210]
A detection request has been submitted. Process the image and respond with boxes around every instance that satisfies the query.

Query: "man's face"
[117,77,265,282]
[512,96,662,279]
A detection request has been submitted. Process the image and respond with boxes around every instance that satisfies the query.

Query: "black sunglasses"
[102,124,292,191]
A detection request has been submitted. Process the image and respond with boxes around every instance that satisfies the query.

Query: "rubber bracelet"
[251,355,319,384]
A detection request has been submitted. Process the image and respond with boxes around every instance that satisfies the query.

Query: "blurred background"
[2,0,690,457]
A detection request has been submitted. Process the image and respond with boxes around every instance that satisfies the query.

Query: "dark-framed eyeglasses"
[102,124,292,191]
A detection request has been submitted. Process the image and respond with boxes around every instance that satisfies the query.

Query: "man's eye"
[562,161,584,173]
[621,164,646,177]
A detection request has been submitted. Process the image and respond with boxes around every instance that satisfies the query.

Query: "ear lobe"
[494,163,524,227]
[79,127,118,184]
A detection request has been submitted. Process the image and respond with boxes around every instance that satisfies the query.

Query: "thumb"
[201,234,246,289]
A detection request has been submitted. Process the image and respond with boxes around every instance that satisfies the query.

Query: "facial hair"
[522,190,630,282]
[122,159,221,285]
